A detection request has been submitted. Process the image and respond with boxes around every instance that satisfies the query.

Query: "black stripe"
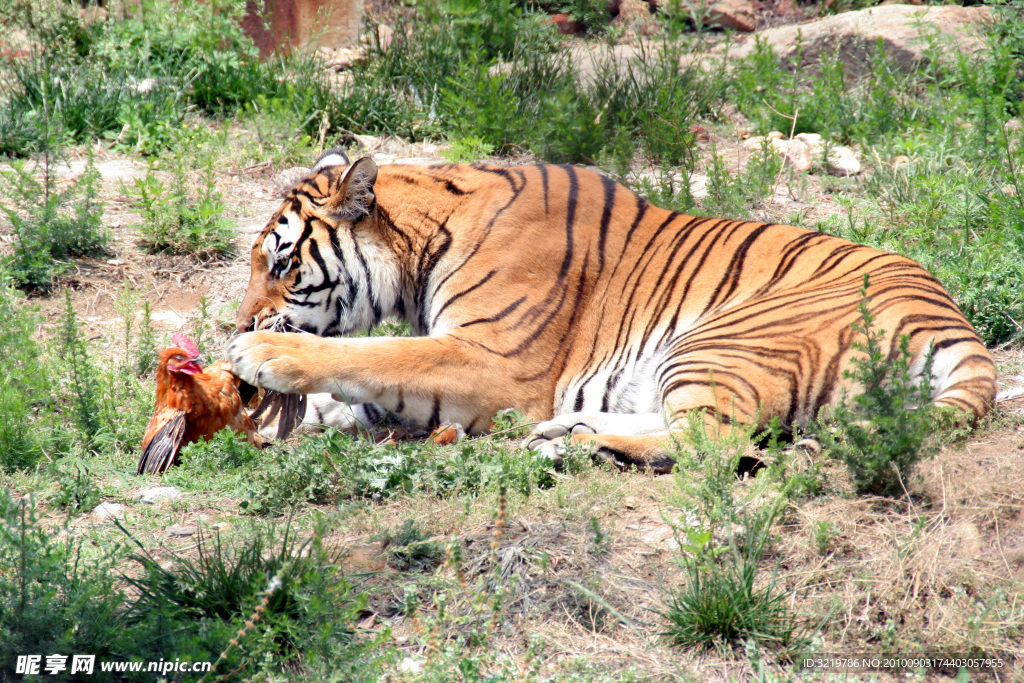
[432,270,497,327]
[596,173,617,275]
[429,396,441,428]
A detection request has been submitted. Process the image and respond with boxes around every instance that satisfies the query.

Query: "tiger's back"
[229,154,996,471]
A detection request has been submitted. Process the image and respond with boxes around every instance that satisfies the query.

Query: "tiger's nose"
[236,309,274,334]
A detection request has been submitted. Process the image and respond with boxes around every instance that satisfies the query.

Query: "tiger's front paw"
[522,416,598,469]
[228,331,320,395]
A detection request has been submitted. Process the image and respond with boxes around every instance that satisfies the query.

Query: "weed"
[810,520,835,557]
[0,149,107,293]
[114,288,159,377]
[48,455,101,516]
[119,517,374,672]
[630,168,697,214]
[241,439,341,515]
[126,154,236,258]
[0,493,125,676]
[662,415,808,657]
[441,136,496,162]
[57,290,104,449]
[817,276,938,497]
[0,276,66,470]
[701,140,781,219]
[181,428,263,472]
[377,519,445,571]
[661,499,806,656]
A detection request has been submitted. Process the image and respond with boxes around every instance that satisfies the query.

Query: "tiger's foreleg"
[227,330,528,433]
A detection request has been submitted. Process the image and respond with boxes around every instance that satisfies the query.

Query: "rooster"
[137,333,260,475]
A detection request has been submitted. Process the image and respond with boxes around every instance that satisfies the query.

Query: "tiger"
[227,149,996,473]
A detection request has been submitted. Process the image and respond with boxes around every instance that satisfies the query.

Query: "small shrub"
[0,493,125,675]
[0,276,67,470]
[0,150,107,292]
[376,519,444,571]
[119,518,372,671]
[560,0,611,34]
[126,154,236,258]
[701,140,781,219]
[441,136,496,162]
[817,275,937,497]
[48,456,102,515]
[57,290,104,449]
[810,520,836,557]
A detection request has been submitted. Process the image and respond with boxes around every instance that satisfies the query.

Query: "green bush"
[126,153,236,258]
[120,518,374,673]
[661,504,805,655]
[181,428,263,472]
[0,276,68,471]
[817,276,938,497]
[700,140,782,219]
[661,415,808,657]
[0,493,126,679]
[0,150,107,292]
[0,0,333,157]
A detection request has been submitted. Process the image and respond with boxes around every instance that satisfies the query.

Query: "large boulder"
[241,0,361,58]
[716,4,991,73]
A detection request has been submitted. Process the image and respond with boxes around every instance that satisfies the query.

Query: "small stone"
[827,146,861,176]
[766,131,785,140]
[136,486,183,505]
[742,136,768,150]
[791,438,821,457]
[623,496,640,510]
[212,522,231,531]
[545,13,584,35]
[399,657,424,674]
[771,138,813,171]
[167,524,196,537]
[794,133,824,156]
[376,24,394,51]
[707,0,758,32]
[641,524,675,546]
[689,124,711,142]
[91,502,124,521]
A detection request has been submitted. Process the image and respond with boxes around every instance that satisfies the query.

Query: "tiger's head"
[236,149,401,336]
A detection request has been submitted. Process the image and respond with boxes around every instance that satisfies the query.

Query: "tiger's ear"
[326,156,378,222]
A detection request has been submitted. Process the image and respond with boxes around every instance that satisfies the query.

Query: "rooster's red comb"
[171,333,200,359]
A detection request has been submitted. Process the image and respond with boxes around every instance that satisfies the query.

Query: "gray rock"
[827,146,861,176]
[167,524,197,537]
[136,486,183,505]
[91,502,124,521]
